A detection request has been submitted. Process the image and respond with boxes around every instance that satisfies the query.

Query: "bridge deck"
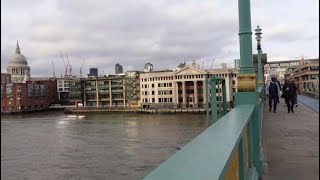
[263,100,319,180]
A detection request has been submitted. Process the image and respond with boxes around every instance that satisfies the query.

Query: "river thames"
[1,111,206,180]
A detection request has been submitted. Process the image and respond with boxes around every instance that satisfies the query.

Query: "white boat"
[67,115,85,119]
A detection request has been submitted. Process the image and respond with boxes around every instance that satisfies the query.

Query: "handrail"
[143,104,255,180]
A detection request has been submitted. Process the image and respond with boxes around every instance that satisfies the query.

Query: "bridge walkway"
[262,100,319,180]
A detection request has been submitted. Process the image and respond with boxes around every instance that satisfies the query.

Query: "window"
[159,98,162,102]
[152,91,155,95]
[152,84,154,88]
[152,98,155,103]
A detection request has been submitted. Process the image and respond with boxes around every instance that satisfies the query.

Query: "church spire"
[15,40,21,54]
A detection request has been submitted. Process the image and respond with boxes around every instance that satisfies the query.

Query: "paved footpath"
[297,94,319,113]
[263,100,319,180]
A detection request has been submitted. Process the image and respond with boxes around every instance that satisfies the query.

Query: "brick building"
[1,41,58,113]
[1,79,57,113]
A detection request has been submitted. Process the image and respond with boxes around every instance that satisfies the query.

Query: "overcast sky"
[1,0,319,77]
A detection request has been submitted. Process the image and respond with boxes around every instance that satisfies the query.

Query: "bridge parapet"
[144,103,263,180]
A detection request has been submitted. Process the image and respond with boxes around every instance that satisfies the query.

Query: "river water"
[1,111,206,180]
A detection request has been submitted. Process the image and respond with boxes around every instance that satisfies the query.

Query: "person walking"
[275,78,281,103]
[282,77,297,113]
[292,78,300,107]
[266,77,281,113]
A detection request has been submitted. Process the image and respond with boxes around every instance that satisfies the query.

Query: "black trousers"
[285,94,295,112]
[269,93,277,111]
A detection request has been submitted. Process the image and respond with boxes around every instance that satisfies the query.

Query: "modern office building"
[89,68,98,77]
[69,75,127,107]
[115,63,123,74]
[264,59,299,85]
[291,58,319,93]
[144,63,153,72]
[124,71,141,107]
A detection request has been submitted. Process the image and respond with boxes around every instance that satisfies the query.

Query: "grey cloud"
[1,0,318,76]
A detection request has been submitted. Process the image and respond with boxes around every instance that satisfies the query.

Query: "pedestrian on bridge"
[291,78,300,107]
[282,77,297,113]
[275,77,281,103]
[266,77,281,113]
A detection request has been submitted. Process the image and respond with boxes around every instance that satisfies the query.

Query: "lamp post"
[237,0,256,92]
[238,0,254,74]
[255,26,263,85]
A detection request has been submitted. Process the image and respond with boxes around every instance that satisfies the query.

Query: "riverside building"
[139,61,239,109]
[1,41,58,113]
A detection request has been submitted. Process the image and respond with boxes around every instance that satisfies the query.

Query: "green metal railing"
[206,76,228,126]
[143,86,264,180]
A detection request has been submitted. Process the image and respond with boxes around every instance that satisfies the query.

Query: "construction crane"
[60,51,68,77]
[202,59,204,70]
[52,60,56,78]
[210,58,215,70]
[80,59,85,78]
[66,52,72,77]
[69,63,72,77]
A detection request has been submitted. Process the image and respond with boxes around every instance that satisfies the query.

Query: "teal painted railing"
[206,76,228,126]
[144,86,265,180]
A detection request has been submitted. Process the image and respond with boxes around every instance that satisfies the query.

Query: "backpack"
[269,82,278,93]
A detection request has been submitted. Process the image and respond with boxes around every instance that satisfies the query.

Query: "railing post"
[238,137,247,180]
[205,75,210,126]
[222,80,227,115]
[210,78,217,125]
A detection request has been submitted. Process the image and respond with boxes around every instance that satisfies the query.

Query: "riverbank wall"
[64,107,208,114]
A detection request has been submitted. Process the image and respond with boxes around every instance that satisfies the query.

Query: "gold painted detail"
[237,74,256,92]
[257,80,264,84]
[225,147,240,180]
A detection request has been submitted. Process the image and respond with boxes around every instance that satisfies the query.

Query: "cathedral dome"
[7,41,29,68]
[6,41,31,83]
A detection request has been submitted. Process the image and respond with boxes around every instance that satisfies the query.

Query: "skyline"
[1,0,319,77]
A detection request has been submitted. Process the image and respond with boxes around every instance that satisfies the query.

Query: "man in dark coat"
[282,77,297,113]
[266,77,281,113]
